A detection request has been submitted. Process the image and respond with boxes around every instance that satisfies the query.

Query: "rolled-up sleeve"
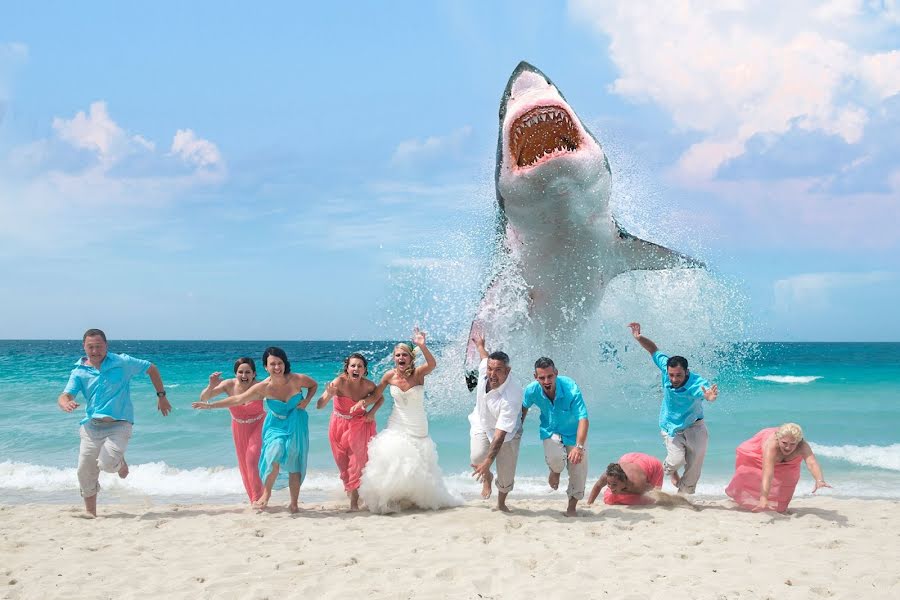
[63,370,81,397]
[652,351,669,373]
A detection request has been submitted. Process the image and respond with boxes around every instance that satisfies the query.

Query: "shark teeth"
[510,106,581,167]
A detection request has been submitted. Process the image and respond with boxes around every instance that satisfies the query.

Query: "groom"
[469,333,523,512]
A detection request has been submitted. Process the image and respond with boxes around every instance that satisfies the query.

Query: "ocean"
[1,340,898,505]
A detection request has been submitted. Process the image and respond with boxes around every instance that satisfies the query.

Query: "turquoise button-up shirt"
[522,375,589,446]
[653,351,711,437]
[64,353,152,424]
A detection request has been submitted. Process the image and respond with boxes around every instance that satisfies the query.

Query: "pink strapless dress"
[725,428,802,512]
[604,452,664,505]
[328,396,377,492]
[229,399,265,502]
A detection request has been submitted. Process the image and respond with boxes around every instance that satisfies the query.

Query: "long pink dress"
[725,427,802,513]
[229,400,265,502]
[604,452,664,505]
[328,396,376,492]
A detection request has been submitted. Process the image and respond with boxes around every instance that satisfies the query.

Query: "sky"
[1,1,898,342]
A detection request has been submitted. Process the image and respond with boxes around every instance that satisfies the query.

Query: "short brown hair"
[82,329,107,343]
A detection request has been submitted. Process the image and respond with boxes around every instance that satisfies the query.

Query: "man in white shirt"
[469,333,523,512]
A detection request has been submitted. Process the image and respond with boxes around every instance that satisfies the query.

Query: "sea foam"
[753,375,822,384]
[810,443,900,472]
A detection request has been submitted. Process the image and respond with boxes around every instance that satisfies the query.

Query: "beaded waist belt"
[232,413,265,425]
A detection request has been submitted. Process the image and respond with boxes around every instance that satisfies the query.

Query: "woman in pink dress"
[199,357,265,504]
[587,452,665,506]
[316,352,383,511]
[725,423,831,513]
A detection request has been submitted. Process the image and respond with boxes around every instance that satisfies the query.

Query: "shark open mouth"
[510,105,581,168]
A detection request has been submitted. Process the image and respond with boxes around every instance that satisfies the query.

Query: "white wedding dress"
[359,385,462,514]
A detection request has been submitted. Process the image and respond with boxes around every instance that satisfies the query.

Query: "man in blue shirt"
[628,322,718,494]
[522,357,589,516]
[57,328,171,516]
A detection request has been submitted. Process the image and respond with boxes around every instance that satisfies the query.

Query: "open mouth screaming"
[510,105,581,168]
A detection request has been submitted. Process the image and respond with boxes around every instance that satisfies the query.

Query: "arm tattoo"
[486,430,507,461]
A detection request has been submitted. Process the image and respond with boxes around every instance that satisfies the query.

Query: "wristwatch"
[575,443,585,450]
[156,391,167,397]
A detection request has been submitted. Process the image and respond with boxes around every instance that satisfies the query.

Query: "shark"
[465,61,703,390]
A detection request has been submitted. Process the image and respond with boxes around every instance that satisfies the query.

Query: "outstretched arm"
[147,364,172,416]
[472,333,489,360]
[587,473,609,505]
[471,429,508,480]
[353,371,391,413]
[413,327,437,379]
[800,442,831,493]
[753,438,778,511]
[628,322,659,355]
[192,381,266,410]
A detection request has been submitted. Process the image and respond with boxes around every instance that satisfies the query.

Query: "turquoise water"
[1,340,898,503]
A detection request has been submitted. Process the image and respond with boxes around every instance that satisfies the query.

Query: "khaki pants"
[543,437,588,500]
[661,419,708,494]
[77,420,133,497]
[470,429,522,493]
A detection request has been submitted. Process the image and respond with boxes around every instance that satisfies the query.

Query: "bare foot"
[83,494,98,517]
[670,470,681,487]
[253,490,271,509]
[349,489,360,512]
[497,491,510,512]
[289,503,299,514]
[481,472,493,499]
[497,502,511,513]
[117,459,129,479]
[564,497,579,517]
[548,471,560,490]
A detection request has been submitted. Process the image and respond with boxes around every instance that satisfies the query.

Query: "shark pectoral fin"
[614,219,705,271]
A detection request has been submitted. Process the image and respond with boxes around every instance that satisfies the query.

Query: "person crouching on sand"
[725,423,831,513]
[316,352,383,511]
[587,453,664,506]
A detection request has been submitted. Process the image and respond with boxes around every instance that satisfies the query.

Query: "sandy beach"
[1,496,897,600]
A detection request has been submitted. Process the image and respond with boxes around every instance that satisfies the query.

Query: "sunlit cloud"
[570,0,900,181]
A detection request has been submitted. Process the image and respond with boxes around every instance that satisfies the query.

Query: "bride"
[354,328,462,513]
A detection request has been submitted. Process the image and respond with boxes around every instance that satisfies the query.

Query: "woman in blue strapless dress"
[193,347,317,513]
[354,328,462,513]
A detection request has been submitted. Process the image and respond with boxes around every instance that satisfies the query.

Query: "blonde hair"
[775,422,804,442]
[393,342,417,377]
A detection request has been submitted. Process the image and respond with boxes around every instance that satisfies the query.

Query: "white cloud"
[52,101,155,167]
[391,125,473,165]
[0,101,226,255]
[774,271,897,311]
[569,0,900,180]
[860,50,900,100]
[170,128,224,170]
